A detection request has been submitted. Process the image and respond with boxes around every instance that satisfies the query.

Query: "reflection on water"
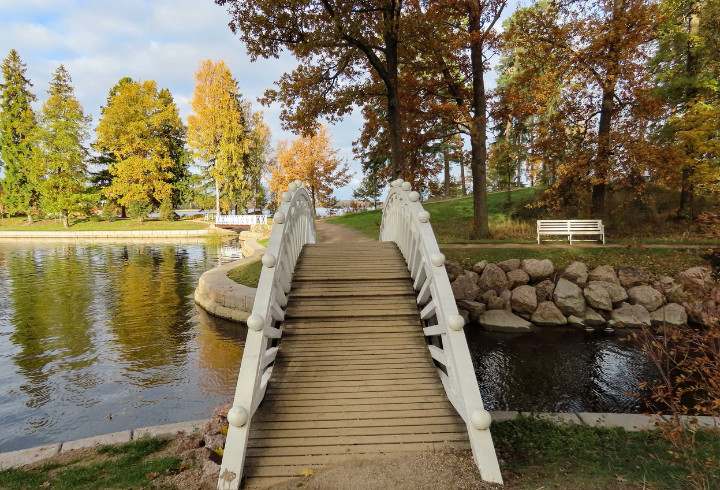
[466,327,657,413]
[0,242,245,453]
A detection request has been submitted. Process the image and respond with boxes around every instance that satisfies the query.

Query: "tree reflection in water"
[0,241,243,453]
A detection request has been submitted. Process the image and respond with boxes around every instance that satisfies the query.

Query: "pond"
[0,240,657,453]
[0,241,245,453]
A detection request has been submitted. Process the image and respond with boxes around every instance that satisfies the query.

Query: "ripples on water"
[466,327,657,413]
[0,241,246,452]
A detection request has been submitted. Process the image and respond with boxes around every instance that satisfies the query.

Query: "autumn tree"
[270,125,352,216]
[35,65,91,228]
[187,60,267,216]
[94,78,187,220]
[650,0,720,217]
[215,0,413,178]
[0,49,40,223]
[502,0,660,216]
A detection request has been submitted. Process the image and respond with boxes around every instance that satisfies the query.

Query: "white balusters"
[218,184,315,490]
[379,181,503,485]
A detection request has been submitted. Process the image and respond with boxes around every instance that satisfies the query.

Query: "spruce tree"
[0,49,40,223]
[37,65,91,228]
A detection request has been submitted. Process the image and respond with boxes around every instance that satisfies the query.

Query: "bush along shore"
[448,258,719,332]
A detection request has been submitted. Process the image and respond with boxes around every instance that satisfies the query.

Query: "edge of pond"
[2,411,716,470]
[193,235,265,323]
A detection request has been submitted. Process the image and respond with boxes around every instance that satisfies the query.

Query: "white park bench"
[536,219,605,244]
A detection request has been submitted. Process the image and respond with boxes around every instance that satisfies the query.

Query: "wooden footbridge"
[218,181,502,489]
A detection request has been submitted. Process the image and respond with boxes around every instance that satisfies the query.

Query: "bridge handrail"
[379,180,503,484]
[218,181,316,490]
[216,214,268,226]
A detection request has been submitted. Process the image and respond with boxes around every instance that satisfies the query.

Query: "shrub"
[158,199,176,221]
[100,202,119,221]
[128,201,152,222]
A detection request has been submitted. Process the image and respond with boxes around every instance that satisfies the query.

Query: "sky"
[0,1,514,201]
[0,0,367,199]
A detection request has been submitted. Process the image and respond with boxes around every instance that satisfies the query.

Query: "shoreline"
[2,410,716,471]
[0,229,233,240]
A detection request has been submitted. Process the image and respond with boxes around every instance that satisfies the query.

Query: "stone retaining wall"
[0,228,232,240]
[193,234,264,323]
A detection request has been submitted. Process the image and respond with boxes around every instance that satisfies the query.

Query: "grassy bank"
[327,188,718,244]
[227,259,262,288]
[442,246,712,278]
[2,417,718,489]
[0,217,209,231]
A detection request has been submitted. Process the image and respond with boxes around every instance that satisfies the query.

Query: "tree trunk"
[62,214,69,229]
[384,30,404,179]
[215,179,221,218]
[120,206,127,219]
[592,81,616,218]
[678,5,701,218]
[27,213,33,226]
[444,147,451,197]
[468,6,490,239]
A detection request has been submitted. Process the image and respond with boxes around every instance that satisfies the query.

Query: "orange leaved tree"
[269,126,352,217]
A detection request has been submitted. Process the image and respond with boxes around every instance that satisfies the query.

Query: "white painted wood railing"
[216,214,268,226]
[379,179,503,484]
[218,181,315,490]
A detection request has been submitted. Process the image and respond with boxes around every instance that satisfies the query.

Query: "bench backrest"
[537,219,603,232]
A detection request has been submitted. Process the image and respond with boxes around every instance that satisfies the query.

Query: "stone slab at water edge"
[448,259,719,332]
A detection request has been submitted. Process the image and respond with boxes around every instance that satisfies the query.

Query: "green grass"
[326,210,383,239]
[494,416,720,489]
[227,259,263,288]
[0,216,209,231]
[258,237,270,247]
[0,438,183,489]
[442,246,711,278]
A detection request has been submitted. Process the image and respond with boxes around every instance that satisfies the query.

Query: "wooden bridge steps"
[242,241,468,489]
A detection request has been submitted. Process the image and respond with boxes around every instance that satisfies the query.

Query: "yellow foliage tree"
[187,60,265,216]
[270,126,352,216]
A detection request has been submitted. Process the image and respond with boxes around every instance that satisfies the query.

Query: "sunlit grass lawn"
[227,259,263,288]
[0,216,210,231]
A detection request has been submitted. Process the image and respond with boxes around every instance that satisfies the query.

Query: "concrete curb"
[193,235,265,323]
[0,419,206,470]
[2,412,716,470]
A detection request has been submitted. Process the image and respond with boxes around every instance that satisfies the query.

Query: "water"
[466,327,657,413]
[0,241,246,453]
[0,241,658,452]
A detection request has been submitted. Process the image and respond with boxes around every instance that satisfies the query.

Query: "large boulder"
[587,280,628,305]
[535,279,556,303]
[627,285,664,312]
[478,263,508,293]
[507,268,530,289]
[588,265,619,285]
[531,301,567,326]
[487,296,506,310]
[511,285,538,315]
[611,303,651,328]
[451,272,481,301]
[583,282,613,311]
[617,266,650,288]
[650,303,688,328]
[456,299,487,323]
[479,310,533,332]
[445,261,465,282]
[566,308,606,329]
[498,259,521,272]
[521,258,555,282]
[553,277,586,316]
[655,276,689,303]
[500,290,513,311]
[676,267,715,293]
[562,261,589,287]
[481,289,497,304]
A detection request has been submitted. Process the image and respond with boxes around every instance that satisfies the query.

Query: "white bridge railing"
[379,179,503,484]
[218,181,315,490]
[216,214,268,226]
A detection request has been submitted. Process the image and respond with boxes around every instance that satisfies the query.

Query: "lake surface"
[0,240,656,453]
[0,241,245,453]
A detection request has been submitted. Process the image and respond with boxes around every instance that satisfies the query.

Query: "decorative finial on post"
[227,406,248,427]
[274,211,285,224]
[418,211,430,223]
[247,314,265,331]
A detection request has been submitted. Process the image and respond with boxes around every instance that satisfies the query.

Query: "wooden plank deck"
[242,241,469,488]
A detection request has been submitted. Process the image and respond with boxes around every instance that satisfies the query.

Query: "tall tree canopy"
[36,65,91,228]
[94,78,187,217]
[187,59,267,215]
[270,125,352,216]
[215,0,410,178]
[0,49,40,223]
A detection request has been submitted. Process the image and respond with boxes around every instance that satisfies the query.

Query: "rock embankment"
[447,258,719,332]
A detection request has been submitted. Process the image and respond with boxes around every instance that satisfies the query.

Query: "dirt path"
[440,242,705,249]
[315,220,373,243]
